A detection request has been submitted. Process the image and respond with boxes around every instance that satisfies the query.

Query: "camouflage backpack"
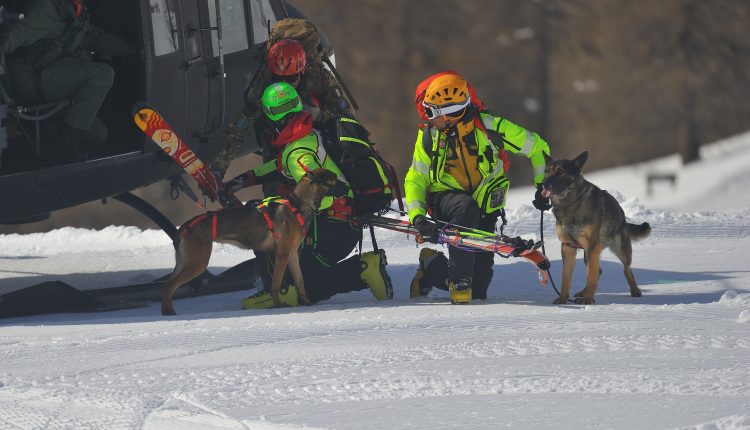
[267,18,332,66]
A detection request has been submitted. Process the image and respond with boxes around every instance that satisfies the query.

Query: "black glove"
[413,215,439,243]
[532,185,551,211]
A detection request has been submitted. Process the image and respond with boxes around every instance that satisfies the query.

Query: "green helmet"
[261,82,303,121]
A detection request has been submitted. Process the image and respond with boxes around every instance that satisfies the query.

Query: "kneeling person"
[224,82,393,308]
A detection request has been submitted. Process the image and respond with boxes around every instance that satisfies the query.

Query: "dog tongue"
[541,188,552,198]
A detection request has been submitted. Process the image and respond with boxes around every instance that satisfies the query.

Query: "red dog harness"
[256,197,306,240]
[182,211,219,240]
[179,197,306,243]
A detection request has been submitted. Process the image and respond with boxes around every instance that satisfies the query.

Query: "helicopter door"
[195,0,261,139]
[144,0,194,144]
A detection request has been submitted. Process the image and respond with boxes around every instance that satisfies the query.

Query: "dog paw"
[574,297,595,305]
[630,289,643,297]
[553,296,569,304]
[161,307,176,316]
[299,295,312,306]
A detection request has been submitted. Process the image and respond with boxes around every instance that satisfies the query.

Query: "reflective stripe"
[340,117,361,125]
[520,131,535,155]
[410,159,430,176]
[340,136,369,147]
[314,130,327,162]
[481,114,496,131]
[406,200,426,212]
[533,163,546,178]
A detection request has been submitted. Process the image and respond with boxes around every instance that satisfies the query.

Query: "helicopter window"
[149,0,180,56]
[249,0,278,45]
[207,0,249,56]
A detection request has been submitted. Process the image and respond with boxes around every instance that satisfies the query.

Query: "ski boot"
[410,248,443,298]
[360,249,393,300]
[242,285,300,309]
[447,277,472,305]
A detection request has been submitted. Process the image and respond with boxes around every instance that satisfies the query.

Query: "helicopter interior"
[0,0,144,175]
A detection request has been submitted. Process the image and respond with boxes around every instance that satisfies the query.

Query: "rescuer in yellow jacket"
[405,72,552,304]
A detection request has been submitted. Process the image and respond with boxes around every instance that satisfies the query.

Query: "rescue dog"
[540,151,651,304]
[161,168,338,315]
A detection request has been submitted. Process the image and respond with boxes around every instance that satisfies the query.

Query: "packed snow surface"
[1,134,749,429]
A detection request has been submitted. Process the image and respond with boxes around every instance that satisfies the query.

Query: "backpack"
[267,18,332,66]
[321,116,400,215]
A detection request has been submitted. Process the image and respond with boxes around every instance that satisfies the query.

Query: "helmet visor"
[422,96,471,120]
[262,96,302,119]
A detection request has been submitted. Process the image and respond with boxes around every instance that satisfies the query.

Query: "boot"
[359,249,393,300]
[58,126,88,163]
[447,277,472,305]
[410,248,442,298]
[241,285,299,309]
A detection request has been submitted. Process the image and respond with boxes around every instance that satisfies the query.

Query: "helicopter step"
[0,258,260,318]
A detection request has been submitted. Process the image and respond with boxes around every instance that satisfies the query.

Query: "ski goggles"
[422,96,471,120]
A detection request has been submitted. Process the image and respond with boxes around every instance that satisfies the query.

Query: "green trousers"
[8,56,114,135]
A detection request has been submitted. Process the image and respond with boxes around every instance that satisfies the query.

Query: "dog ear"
[572,151,588,171]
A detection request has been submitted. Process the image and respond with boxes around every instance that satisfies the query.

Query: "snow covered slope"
[0,134,749,429]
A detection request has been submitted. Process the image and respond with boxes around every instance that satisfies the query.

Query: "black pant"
[422,191,498,299]
[257,215,366,303]
[8,57,114,136]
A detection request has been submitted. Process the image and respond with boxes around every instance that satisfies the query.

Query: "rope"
[539,210,575,303]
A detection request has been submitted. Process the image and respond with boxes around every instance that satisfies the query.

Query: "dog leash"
[539,210,578,303]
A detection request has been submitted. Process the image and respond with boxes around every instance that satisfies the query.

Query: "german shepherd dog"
[161,169,338,315]
[540,151,651,304]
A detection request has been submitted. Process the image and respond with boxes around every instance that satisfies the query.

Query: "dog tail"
[628,222,651,241]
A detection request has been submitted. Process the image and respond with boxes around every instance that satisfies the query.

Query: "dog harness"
[181,211,219,240]
[256,196,306,240]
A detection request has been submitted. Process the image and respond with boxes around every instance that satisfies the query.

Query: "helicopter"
[0,0,350,317]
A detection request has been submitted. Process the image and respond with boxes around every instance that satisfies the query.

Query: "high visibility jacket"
[278,131,353,210]
[404,111,549,222]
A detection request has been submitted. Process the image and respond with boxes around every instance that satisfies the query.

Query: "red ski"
[132,102,238,208]
[362,214,550,286]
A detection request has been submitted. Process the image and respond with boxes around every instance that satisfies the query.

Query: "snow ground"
[1,134,749,429]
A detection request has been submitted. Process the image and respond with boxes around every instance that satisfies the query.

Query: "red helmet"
[267,39,306,76]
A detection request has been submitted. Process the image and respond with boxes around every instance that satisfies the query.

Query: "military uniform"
[0,0,135,144]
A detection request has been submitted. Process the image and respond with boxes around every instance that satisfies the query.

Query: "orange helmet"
[422,73,471,120]
[267,39,306,76]
[424,73,470,106]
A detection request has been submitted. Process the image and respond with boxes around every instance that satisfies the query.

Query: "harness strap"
[474,115,510,173]
[256,197,307,241]
[182,211,218,240]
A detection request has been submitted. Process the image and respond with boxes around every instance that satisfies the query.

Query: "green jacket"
[0,0,134,67]
[277,130,352,210]
[404,110,550,222]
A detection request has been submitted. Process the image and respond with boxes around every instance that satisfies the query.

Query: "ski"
[362,214,550,286]
[132,101,238,208]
